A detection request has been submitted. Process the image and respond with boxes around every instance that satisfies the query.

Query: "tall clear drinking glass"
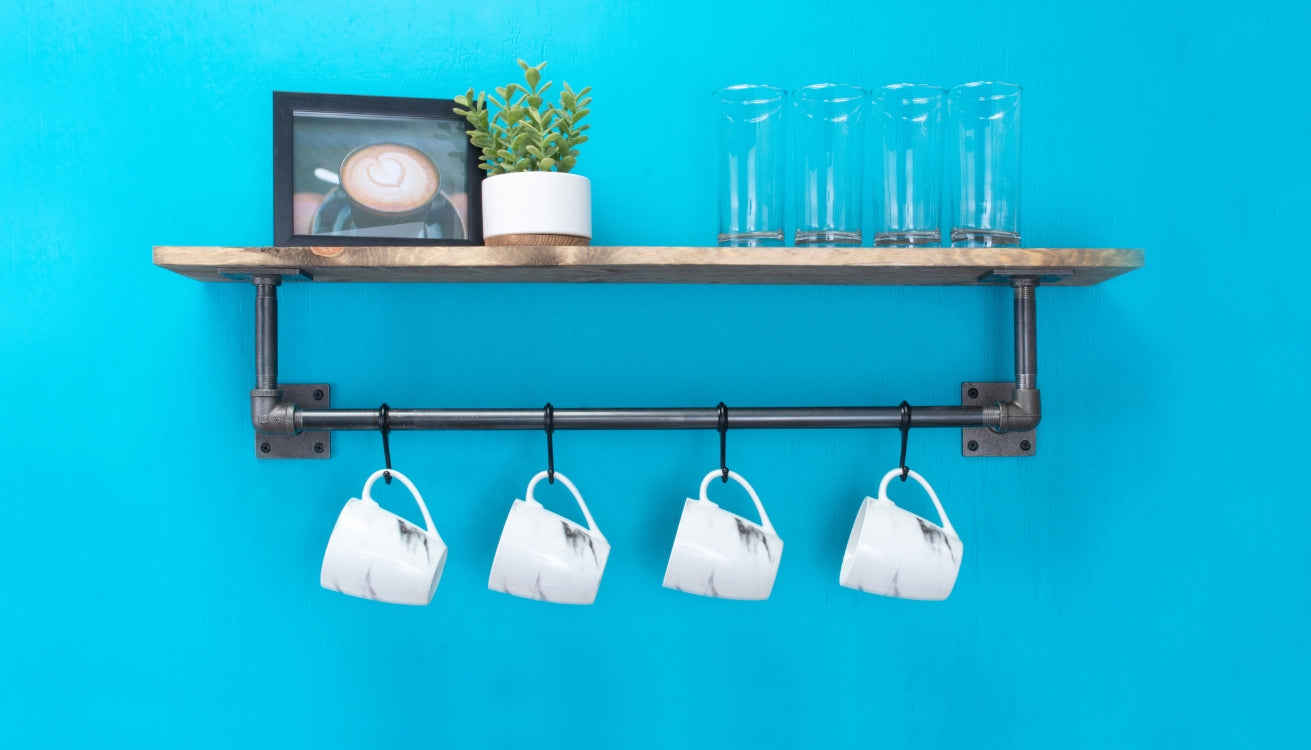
[793,84,866,246]
[872,84,945,247]
[715,85,787,247]
[948,81,1022,247]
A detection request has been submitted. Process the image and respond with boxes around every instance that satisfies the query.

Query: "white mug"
[839,467,962,600]
[320,468,448,605]
[663,470,783,600]
[488,470,610,605]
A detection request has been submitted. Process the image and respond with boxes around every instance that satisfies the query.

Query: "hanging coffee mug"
[320,468,448,605]
[488,470,610,605]
[839,467,962,600]
[663,470,783,600]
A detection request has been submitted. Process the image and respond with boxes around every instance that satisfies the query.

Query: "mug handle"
[877,467,955,536]
[361,467,436,536]
[525,470,601,535]
[699,469,775,534]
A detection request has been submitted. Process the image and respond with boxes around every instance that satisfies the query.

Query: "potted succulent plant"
[454,60,593,246]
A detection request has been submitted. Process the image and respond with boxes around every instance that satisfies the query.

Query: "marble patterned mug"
[839,467,962,600]
[320,468,448,605]
[663,470,784,600]
[487,470,610,605]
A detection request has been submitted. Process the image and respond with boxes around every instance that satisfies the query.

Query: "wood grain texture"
[152,245,1144,286]
[485,233,590,246]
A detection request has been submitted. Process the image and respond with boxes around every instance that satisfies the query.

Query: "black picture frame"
[273,91,482,246]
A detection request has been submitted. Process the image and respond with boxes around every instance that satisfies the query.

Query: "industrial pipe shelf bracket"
[244,269,1048,460]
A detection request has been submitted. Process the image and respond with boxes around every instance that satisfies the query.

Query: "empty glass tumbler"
[715,85,787,247]
[792,84,866,246]
[872,84,945,247]
[947,81,1022,247]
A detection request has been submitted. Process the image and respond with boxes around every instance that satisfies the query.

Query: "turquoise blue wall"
[3,0,1308,747]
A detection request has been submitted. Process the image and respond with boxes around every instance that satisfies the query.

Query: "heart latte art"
[339,143,440,216]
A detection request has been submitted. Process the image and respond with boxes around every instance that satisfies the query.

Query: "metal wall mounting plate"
[255,384,331,459]
[961,381,1036,457]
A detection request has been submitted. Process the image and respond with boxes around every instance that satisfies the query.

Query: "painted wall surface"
[2,1,1308,747]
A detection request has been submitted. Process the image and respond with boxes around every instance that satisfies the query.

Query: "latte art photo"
[275,92,481,245]
[340,143,440,215]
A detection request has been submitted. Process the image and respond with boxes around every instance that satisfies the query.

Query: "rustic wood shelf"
[152,245,1143,286]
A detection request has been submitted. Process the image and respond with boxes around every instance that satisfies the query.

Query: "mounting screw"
[967,440,979,452]
[313,389,324,401]
[314,442,325,454]
[1020,439,1032,451]
[260,442,271,454]
[968,387,979,399]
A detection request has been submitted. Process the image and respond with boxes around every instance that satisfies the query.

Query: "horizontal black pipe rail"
[295,405,992,432]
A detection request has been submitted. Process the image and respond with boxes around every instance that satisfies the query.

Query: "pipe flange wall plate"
[977,268,1073,285]
[219,267,313,281]
[255,384,331,459]
[961,381,1036,457]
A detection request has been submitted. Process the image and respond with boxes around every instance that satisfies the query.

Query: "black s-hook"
[718,402,729,483]
[379,403,393,485]
[544,402,555,484]
[898,401,912,482]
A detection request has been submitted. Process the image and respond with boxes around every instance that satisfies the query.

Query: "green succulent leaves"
[452,60,591,176]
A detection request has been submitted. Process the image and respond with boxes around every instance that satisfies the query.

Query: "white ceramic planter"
[481,171,592,246]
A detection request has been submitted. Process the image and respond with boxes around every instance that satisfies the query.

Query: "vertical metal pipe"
[1013,280,1037,390]
[254,276,280,390]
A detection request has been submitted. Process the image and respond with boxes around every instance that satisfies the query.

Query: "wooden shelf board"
[152,245,1143,286]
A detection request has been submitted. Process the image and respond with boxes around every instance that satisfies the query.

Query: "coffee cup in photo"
[839,467,962,600]
[663,470,783,601]
[338,142,440,228]
[320,468,447,605]
[488,471,610,605]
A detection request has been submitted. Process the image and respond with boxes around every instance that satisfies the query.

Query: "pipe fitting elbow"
[995,388,1041,433]
[251,388,297,434]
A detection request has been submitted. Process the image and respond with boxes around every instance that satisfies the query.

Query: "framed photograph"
[274,91,482,246]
